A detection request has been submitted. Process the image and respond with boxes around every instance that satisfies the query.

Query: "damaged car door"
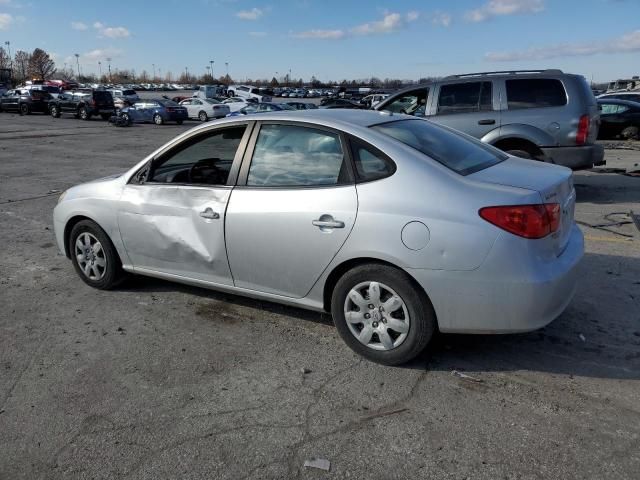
[117,124,251,284]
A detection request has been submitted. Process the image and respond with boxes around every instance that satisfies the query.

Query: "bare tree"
[14,50,31,84]
[27,48,56,81]
[0,47,9,70]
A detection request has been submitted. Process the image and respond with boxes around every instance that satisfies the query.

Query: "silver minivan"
[376,69,604,169]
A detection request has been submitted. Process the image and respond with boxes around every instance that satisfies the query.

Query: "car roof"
[597,98,640,107]
[221,109,400,128]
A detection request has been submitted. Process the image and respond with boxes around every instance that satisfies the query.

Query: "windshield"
[371,119,506,175]
[158,100,179,107]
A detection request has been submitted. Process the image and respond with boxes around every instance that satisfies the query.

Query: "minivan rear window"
[371,119,506,176]
[506,79,567,109]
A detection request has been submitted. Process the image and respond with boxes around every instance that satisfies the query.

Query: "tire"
[198,111,208,122]
[69,220,125,290]
[176,119,184,125]
[50,105,61,118]
[100,113,111,121]
[153,113,164,125]
[19,103,29,116]
[505,149,533,159]
[331,264,436,365]
[621,126,639,140]
[79,107,90,120]
[121,112,131,124]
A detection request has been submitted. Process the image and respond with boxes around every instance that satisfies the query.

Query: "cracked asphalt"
[1,112,639,479]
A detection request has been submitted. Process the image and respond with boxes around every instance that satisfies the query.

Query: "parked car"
[49,90,115,120]
[119,99,188,125]
[597,92,640,103]
[222,96,258,113]
[0,88,53,115]
[226,85,272,102]
[226,102,295,116]
[179,98,230,121]
[360,93,389,108]
[53,110,583,365]
[108,88,140,104]
[22,84,62,99]
[320,98,364,109]
[375,69,604,169]
[193,84,227,100]
[597,99,640,140]
[283,101,319,110]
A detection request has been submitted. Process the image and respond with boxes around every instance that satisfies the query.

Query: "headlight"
[57,190,68,204]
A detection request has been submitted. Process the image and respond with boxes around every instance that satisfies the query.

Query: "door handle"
[199,207,220,220]
[478,119,496,125]
[312,215,345,229]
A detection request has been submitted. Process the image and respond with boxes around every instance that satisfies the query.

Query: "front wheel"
[621,126,639,140]
[176,119,184,125]
[331,264,436,365]
[50,105,61,118]
[153,113,164,125]
[79,107,90,120]
[19,103,29,116]
[69,220,125,290]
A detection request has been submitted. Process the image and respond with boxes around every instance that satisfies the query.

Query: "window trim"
[236,120,356,189]
[127,121,255,187]
[346,135,397,184]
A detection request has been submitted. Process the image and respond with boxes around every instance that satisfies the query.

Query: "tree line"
[0,47,56,85]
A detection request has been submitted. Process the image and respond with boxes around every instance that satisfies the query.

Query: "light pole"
[206,66,210,83]
[209,60,214,82]
[98,61,102,80]
[225,62,228,77]
[152,63,155,81]
[185,66,188,82]
[74,53,80,79]
[4,41,11,80]
[106,57,112,83]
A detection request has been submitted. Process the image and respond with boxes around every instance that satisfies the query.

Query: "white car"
[179,98,230,121]
[227,85,272,102]
[222,96,258,113]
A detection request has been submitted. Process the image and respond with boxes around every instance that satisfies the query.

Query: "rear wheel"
[50,105,61,118]
[153,113,164,125]
[505,149,533,159]
[69,220,125,290]
[198,111,208,122]
[331,264,436,365]
[176,119,184,125]
[79,107,90,120]
[621,126,639,140]
[121,112,131,124]
[19,103,29,116]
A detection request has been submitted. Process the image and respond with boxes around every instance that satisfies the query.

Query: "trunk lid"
[471,157,575,255]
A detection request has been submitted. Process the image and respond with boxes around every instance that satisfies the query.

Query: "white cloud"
[71,21,88,30]
[293,29,345,40]
[431,12,452,27]
[0,12,13,29]
[248,31,267,37]
[68,48,123,64]
[466,0,544,22]
[485,29,640,61]
[236,7,263,20]
[406,11,420,22]
[351,13,403,35]
[91,21,130,38]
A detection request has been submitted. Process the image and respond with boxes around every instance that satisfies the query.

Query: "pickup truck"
[226,85,272,103]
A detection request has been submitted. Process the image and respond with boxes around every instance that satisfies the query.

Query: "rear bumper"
[540,144,605,170]
[406,225,584,334]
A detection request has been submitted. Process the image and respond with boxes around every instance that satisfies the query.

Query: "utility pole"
[4,41,11,81]
[209,60,214,82]
[74,53,81,80]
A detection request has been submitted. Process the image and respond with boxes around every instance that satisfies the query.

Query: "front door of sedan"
[225,123,357,298]
[117,123,252,285]
[180,99,194,118]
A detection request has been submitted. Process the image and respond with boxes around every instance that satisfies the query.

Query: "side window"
[599,104,616,114]
[247,124,348,187]
[350,140,395,182]
[506,79,567,109]
[381,88,429,116]
[148,126,246,185]
[437,82,492,114]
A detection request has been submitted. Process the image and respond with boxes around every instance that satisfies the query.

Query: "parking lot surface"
[1,114,639,479]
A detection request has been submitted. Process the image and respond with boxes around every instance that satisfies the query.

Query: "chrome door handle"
[199,207,220,220]
[312,216,345,229]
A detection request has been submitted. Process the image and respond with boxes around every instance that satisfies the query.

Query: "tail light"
[166,107,176,112]
[576,114,590,145]
[479,203,560,239]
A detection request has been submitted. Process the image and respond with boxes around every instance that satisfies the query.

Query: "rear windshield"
[371,119,506,175]
[93,91,113,101]
[158,100,178,107]
[506,79,567,109]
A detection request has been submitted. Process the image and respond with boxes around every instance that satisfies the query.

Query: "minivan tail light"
[576,115,590,145]
[479,203,560,239]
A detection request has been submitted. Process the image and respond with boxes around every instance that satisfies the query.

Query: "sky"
[0,0,638,83]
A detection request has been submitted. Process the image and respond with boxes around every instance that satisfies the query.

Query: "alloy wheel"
[74,232,107,281]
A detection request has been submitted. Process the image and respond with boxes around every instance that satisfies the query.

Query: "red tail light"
[479,203,560,239]
[576,114,590,145]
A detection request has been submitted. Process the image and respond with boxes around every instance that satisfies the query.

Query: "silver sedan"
[53,110,583,365]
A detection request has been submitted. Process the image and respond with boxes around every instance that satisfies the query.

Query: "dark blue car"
[120,99,188,125]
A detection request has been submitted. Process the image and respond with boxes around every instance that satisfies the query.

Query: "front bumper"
[406,225,584,334]
[540,144,605,170]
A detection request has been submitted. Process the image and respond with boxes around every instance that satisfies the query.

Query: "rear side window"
[437,82,492,114]
[349,140,395,182]
[506,79,567,109]
[371,119,506,176]
[247,124,348,187]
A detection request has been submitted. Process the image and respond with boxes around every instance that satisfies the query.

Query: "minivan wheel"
[153,114,164,125]
[621,126,639,140]
[79,107,90,120]
[198,111,208,122]
[331,264,436,365]
[69,220,125,290]
[19,103,29,115]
